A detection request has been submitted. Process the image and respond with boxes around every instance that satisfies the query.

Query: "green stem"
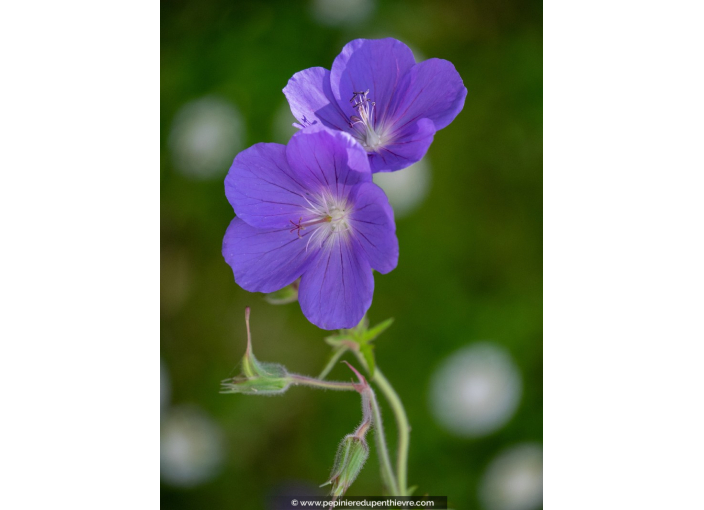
[317,346,348,380]
[367,383,400,495]
[289,374,357,391]
[292,370,399,496]
[353,352,410,496]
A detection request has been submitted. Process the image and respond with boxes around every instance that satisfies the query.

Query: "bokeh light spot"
[169,96,244,180]
[429,342,522,437]
[310,0,375,27]
[479,443,543,510]
[161,405,225,487]
[372,158,431,219]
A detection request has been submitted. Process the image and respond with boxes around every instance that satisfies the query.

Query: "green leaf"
[322,318,392,377]
[406,485,418,496]
[363,317,394,343]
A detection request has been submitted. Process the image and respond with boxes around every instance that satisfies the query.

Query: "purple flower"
[284,38,467,173]
[222,128,399,330]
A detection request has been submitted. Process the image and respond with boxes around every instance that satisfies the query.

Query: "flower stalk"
[354,353,411,496]
[221,309,399,496]
[325,318,411,496]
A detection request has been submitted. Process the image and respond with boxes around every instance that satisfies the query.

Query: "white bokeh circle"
[169,96,243,180]
[429,342,522,437]
[310,0,375,26]
[479,443,543,510]
[160,405,225,487]
[372,158,431,218]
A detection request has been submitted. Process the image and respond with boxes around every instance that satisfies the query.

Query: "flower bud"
[220,308,292,395]
[322,434,370,498]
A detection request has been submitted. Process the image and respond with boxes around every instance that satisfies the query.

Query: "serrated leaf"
[363,318,394,343]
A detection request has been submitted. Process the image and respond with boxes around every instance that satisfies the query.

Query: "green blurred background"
[161,0,542,508]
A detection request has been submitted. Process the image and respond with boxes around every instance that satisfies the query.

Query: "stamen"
[291,192,353,251]
[348,90,386,152]
[289,216,332,238]
[289,217,304,238]
[349,90,375,130]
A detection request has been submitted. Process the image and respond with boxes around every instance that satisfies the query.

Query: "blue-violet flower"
[222,128,399,330]
[284,37,467,173]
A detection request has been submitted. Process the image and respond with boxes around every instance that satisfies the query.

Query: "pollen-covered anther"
[349,90,375,126]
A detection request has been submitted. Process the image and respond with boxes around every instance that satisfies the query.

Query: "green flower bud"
[220,308,292,395]
[322,434,370,498]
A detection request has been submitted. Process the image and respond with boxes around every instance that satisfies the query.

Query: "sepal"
[321,434,370,498]
[220,308,292,395]
[325,316,394,377]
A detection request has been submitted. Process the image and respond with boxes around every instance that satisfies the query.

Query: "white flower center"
[290,191,353,250]
[328,204,348,224]
[349,90,391,153]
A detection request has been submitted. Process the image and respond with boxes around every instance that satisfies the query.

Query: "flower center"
[328,205,348,223]
[290,191,353,250]
[349,90,389,153]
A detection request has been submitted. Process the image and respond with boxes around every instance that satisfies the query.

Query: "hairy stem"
[292,369,399,495]
[353,351,410,496]
[367,382,400,495]
[289,374,357,391]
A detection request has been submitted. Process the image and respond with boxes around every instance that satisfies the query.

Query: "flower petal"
[283,67,351,131]
[370,118,436,173]
[388,58,467,132]
[225,143,311,229]
[222,217,311,293]
[285,128,371,200]
[349,182,399,274]
[298,236,374,330]
[330,38,416,123]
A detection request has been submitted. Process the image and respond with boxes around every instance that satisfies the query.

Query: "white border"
[545,0,704,508]
[1,1,159,507]
[2,0,703,507]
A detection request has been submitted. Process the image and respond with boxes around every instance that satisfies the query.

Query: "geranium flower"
[222,128,398,330]
[284,38,467,173]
